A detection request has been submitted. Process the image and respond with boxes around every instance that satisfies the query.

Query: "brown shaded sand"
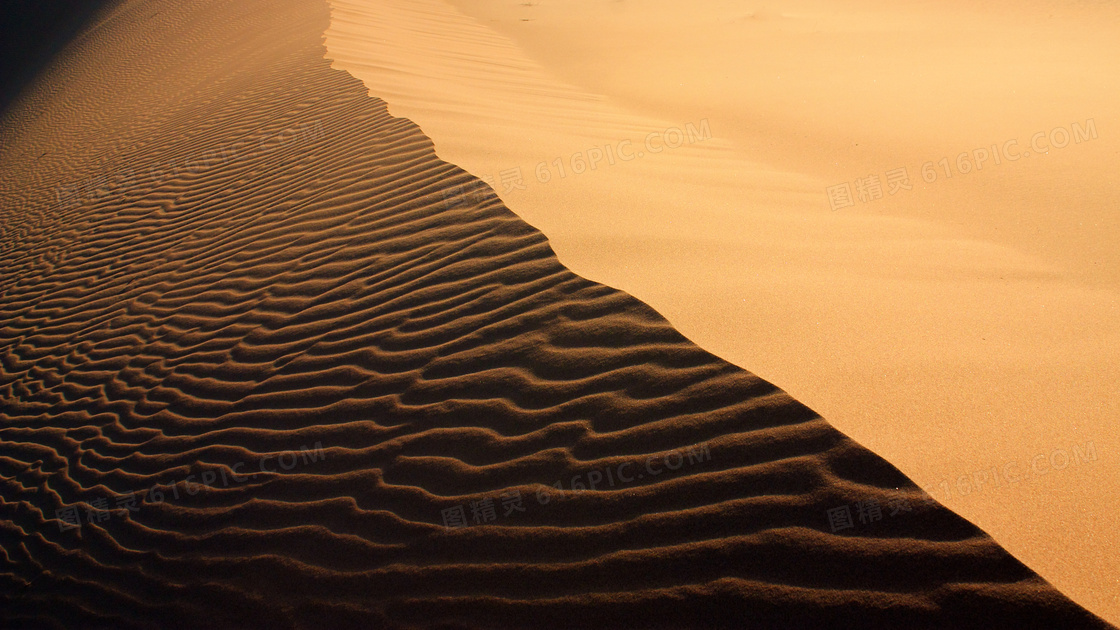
[324,0,1120,623]
[0,0,1114,628]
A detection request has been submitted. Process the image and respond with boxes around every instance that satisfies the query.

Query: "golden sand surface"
[324,0,1120,622]
[0,0,1114,626]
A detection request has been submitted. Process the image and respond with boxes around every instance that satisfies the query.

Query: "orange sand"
[325,0,1120,622]
[0,0,1115,626]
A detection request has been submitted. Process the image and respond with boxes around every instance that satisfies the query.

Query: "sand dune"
[323,0,1120,623]
[0,0,1115,628]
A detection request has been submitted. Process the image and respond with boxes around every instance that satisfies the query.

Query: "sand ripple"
[0,0,1113,628]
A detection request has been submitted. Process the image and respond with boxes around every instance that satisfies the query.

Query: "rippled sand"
[325,0,1120,623]
[0,0,1115,627]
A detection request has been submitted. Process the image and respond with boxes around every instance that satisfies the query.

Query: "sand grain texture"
[0,0,1115,628]
[323,1,1120,622]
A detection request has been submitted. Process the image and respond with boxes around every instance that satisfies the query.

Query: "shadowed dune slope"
[0,0,1113,628]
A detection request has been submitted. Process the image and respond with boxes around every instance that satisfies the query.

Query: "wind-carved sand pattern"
[0,0,1114,629]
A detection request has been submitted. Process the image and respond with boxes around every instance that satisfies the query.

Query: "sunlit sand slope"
[324,1,1120,623]
[0,0,1114,628]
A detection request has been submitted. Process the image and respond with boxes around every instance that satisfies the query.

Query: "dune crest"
[0,0,1114,627]
[323,0,1120,622]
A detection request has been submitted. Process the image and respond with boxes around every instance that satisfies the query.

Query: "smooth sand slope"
[0,0,1115,628]
[324,0,1120,622]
